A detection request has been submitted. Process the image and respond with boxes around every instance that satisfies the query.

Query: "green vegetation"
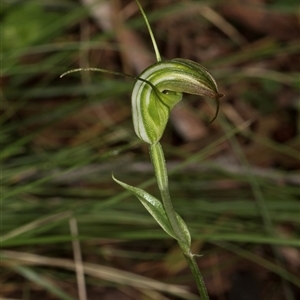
[1,0,299,299]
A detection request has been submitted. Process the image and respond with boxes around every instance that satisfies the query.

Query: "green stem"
[149,143,185,243]
[183,251,210,300]
[149,142,210,299]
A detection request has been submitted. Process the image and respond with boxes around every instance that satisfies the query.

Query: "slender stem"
[183,251,210,300]
[149,142,210,299]
[149,143,185,242]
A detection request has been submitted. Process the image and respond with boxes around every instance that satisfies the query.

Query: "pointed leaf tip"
[113,176,191,247]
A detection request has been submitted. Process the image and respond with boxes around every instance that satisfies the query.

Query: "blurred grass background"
[1,0,299,299]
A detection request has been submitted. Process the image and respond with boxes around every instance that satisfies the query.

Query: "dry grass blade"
[69,217,87,300]
[200,5,247,46]
[1,251,199,300]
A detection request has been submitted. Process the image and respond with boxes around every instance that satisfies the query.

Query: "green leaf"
[113,176,191,247]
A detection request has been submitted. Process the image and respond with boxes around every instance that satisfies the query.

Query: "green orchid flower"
[61,1,222,298]
[131,58,222,144]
